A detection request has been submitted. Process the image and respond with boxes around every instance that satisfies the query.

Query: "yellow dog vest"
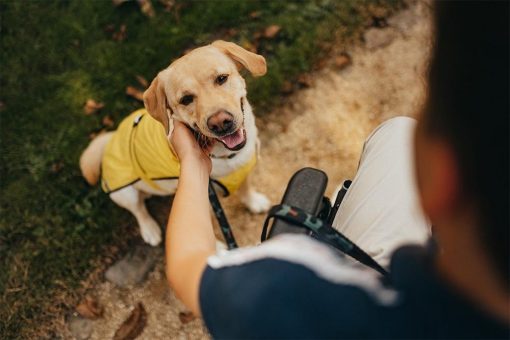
[101,109,256,196]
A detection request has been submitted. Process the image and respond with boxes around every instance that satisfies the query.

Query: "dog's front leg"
[110,186,162,246]
[239,174,270,214]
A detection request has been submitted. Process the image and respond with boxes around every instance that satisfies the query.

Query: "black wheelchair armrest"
[267,167,328,239]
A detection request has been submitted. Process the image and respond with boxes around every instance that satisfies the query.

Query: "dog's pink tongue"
[219,129,244,149]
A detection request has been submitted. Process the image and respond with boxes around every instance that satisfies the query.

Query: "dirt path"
[69,2,432,338]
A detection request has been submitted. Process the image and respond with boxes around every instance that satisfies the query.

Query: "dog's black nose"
[207,111,235,135]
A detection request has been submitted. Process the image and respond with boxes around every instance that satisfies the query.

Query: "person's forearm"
[166,159,216,315]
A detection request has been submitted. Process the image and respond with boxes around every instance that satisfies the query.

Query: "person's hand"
[170,120,212,174]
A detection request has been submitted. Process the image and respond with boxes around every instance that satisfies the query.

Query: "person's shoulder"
[205,234,397,301]
[200,234,397,339]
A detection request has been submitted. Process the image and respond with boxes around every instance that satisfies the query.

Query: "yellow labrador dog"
[80,41,270,246]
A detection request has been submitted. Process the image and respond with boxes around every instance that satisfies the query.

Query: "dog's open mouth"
[216,128,246,151]
[193,127,247,151]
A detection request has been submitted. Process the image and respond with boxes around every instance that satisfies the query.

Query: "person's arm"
[166,121,216,316]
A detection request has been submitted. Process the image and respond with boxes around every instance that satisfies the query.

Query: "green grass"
[0,0,401,337]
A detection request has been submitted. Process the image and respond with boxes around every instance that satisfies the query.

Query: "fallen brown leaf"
[264,25,281,39]
[172,2,184,22]
[159,0,176,12]
[249,11,261,19]
[135,75,149,89]
[333,53,352,70]
[102,115,115,128]
[314,58,328,71]
[113,24,127,42]
[83,99,104,115]
[178,311,195,324]
[126,86,144,101]
[225,28,238,38]
[297,74,312,88]
[319,41,333,51]
[113,302,147,340]
[50,161,64,174]
[281,80,293,95]
[137,0,155,18]
[76,296,103,320]
[112,0,128,6]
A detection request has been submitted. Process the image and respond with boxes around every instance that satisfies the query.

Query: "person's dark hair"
[424,2,509,285]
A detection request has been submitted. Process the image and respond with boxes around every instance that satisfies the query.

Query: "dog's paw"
[243,191,271,214]
[140,219,162,246]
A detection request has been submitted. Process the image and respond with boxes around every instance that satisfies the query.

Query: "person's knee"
[385,116,417,130]
[365,116,417,147]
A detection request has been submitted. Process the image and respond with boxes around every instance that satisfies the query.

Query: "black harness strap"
[261,204,388,276]
[208,180,238,249]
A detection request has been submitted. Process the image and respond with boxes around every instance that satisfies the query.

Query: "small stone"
[388,9,416,34]
[76,296,103,319]
[364,28,397,50]
[105,245,162,287]
[68,315,93,340]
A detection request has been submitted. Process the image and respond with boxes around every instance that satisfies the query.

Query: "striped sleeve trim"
[207,234,399,305]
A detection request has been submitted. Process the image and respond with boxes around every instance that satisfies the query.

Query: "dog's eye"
[216,74,228,85]
[179,95,194,106]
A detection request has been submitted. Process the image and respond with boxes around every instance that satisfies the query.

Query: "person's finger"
[171,121,198,151]
[172,120,193,140]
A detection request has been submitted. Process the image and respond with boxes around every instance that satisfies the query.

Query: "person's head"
[414,2,508,287]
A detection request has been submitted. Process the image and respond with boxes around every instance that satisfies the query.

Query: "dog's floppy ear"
[143,74,174,138]
[212,40,267,77]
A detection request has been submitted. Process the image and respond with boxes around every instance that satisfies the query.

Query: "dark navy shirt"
[200,234,509,339]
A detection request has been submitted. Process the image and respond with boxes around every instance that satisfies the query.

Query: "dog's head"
[143,40,266,151]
